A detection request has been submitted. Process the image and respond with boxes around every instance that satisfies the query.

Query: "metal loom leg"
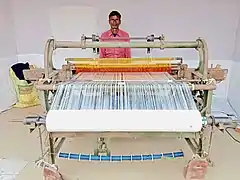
[185,138,198,154]
[197,132,203,157]
[38,125,44,158]
[184,132,210,179]
[49,133,55,164]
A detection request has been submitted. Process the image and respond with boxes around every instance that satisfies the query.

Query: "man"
[99,11,131,58]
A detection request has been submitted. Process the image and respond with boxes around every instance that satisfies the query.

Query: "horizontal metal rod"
[86,36,163,41]
[55,41,199,49]
[207,117,236,125]
[24,114,236,127]
[190,84,216,91]
[176,79,207,83]
[35,83,215,91]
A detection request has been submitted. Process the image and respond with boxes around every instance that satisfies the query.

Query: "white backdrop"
[1,0,240,112]
[50,6,99,64]
[12,0,240,98]
[228,15,240,116]
[0,0,17,112]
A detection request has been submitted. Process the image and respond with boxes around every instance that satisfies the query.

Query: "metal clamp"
[92,34,99,54]
[147,34,155,54]
[23,115,46,126]
[80,34,86,49]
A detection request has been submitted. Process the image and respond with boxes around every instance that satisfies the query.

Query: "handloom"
[22,34,233,179]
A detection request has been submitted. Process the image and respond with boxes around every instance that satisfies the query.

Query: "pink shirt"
[99,29,131,58]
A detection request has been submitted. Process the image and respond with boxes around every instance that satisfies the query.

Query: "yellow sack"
[10,67,40,108]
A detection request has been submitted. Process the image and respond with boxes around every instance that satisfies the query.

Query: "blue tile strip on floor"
[58,151,184,162]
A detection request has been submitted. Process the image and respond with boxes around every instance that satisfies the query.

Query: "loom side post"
[205,90,214,117]
[196,38,209,79]
[44,38,55,79]
[49,133,55,164]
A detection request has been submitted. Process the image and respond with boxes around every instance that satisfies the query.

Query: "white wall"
[228,15,240,116]
[11,0,240,98]
[0,0,17,112]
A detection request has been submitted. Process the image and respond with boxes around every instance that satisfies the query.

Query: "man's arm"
[99,34,105,58]
[99,47,105,58]
[125,48,131,58]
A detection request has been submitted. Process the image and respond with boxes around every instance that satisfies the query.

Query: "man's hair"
[109,11,121,19]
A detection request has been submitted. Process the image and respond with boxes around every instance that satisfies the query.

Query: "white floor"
[0,98,239,180]
[0,158,27,179]
[211,96,238,117]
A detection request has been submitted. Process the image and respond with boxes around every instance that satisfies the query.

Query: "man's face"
[109,15,121,30]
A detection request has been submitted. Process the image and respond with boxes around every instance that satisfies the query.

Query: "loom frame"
[22,34,230,178]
